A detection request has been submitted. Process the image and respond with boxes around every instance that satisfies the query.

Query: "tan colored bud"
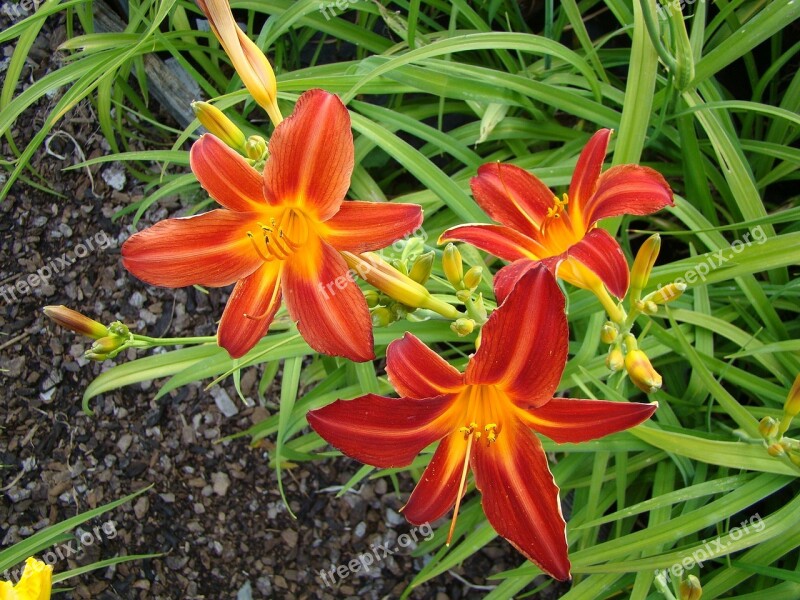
[600,321,618,345]
[767,443,786,457]
[679,575,702,600]
[758,416,779,440]
[43,306,108,339]
[606,346,624,372]
[784,374,800,418]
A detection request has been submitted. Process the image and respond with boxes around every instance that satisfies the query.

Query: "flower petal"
[583,164,674,226]
[322,201,423,253]
[438,224,546,262]
[471,421,570,580]
[565,228,629,298]
[217,261,283,358]
[467,266,567,408]
[282,237,374,361]
[470,163,554,238]
[263,89,354,221]
[386,333,464,399]
[121,210,262,288]
[308,393,455,468]
[190,134,266,212]
[403,432,467,524]
[568,129,611,229]
[522,398,658,443]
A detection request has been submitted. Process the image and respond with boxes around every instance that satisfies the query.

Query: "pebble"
[211,472,230,496]
[236,580,252,600]
[133,496,149,519]
[116,433,133,454]
[211,387,239,417]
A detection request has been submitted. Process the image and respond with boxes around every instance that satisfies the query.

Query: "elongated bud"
[450,318,475,337]
[44,306,109,339]
[442,243,464,289]
[630,234,660,302]
[343,252,460,319]
[607,346,624,372]
[371,307,393,327]
[679,575,702,600]
[600,321,618,345]
[784,374,800,418]
[646,282,687,305]
[408,251,435,285]
[625,349,662,394]
[245,135,267,161]
[668,5,695,92]
[758,416,779,440]
[195,0,282,125]
[192,101,247,152]
[462,266,483,291]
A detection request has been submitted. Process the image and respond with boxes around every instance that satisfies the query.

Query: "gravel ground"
[0,6,569,599]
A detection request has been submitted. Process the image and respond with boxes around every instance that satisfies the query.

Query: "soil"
[0,6,562,600]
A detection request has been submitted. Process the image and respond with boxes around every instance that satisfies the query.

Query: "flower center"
[542,193,570,233]
[247,208,309,262]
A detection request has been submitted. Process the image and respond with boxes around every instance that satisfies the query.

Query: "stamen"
[247,232,274,262]
[447,431,475,547]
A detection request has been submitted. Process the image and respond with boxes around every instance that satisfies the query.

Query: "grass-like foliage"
[3,0,799,597]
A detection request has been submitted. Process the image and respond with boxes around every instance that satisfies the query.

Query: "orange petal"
[467,266,567,408]
[403,432,469,525]
[282,237,374,361]
[121,210,262,288]
[564,228,630,298]
[323,201,423,252]
[263,90,353,222]
[521,398,657,443]
[190,134,266,212]
[568,129,611,229]
[583,164,674,226]
[439,224,546,262]
[307,393,456,468]
[386,333,464,398]
[471,421,571,580]
[217,261,283,358]
[470,163,554,239]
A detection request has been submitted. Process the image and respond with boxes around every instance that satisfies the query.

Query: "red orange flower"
[122,90,423,361]
[440,129,673,302]
[308,266,657,579]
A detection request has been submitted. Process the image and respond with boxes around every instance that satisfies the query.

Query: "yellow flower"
[0,558,52,600]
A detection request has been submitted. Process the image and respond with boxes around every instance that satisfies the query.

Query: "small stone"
[101,164,126,191]
[116,433,133,454]
[133,496,149,519]
[237,580,252,600]
[210,387,239,417]
[281,529,298,548]
[386,507,405,527]
[354,521,367,538]
[6,488,31,503]
[211,471,230,496]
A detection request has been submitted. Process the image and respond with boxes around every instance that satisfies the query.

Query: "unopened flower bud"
[600,321,618,345]
[625,349,662,394]
[245,135,267,161]
[192,101,247,152]
[363,290,380,308]
[462,266,483,291]
[43,306,109,339]
[630,234,660,301]
[767,443,786,457]
[450,318,475,337]
[391,260,409,277]
[408,251,435,285]
[758,416,779,440]
[607,346,624,372]
[679,575,702,600]
[85,336,124,360]
[646,282,687,305]
[371,307,393,327]
[784,374,800,418]
[442,243,464,289]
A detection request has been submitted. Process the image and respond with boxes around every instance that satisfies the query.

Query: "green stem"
[132,334,217,346]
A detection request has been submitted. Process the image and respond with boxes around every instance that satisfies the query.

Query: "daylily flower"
[440,129,673,302]
[122,90,423,361]
[196,0,282,125]
[0,557,52,600]
[308,266,657,579]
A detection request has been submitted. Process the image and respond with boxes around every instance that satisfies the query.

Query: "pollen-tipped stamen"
[447,431,475,547]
